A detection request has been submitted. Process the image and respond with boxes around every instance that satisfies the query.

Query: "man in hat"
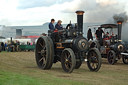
[55,20,63,30]
[49,19,55,30]
[95,27,104,39]
[95,27,105,45]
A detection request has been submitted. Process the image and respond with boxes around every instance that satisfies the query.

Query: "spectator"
[87,28,93,40]
[30,42,33,45]
[49,19,55,30]
[1,42,5,51]
[4,42,7,51]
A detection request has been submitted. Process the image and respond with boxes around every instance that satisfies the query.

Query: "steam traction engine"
[89,22,128,65]
[35,11,102,73]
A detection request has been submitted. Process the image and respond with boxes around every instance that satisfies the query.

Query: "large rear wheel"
[87,48,102,72]
[61,48,76,73]
[35,36,54,69]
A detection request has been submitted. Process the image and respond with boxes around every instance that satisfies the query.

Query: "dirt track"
[0,52,128,85]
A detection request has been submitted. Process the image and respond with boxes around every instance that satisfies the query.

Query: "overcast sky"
[0,0,128,26]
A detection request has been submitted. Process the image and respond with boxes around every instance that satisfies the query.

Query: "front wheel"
[87,48,102,72]
[107,50,117,65]
[122,55,128,64]
[61,48,76,73]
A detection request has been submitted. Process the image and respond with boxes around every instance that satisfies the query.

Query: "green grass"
[0,52,128,85]
[0,70,41,85]
[0,70,85,85]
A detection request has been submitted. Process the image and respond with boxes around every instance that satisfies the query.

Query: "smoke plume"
[113,12,128,23]
[113,12,128,42]
[73,0,126,23]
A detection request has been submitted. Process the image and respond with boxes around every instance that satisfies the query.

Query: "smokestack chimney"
[117,21,122,41]
[76,10,84,36]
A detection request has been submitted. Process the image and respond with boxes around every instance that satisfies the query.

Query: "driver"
[49,19,55,30]
[55,20,63,30]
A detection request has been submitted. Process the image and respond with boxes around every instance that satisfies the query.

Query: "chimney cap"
[117,21,122,24]
[76,10,84,15]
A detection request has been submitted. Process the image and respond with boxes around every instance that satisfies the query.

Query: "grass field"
[0,52,128,85]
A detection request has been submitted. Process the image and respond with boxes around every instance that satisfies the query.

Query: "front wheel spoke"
[65,63,69,69]
[68,54,71,59]
[93,63,96,69]
[66,53,69,59]
[64,61,68,64]
[68,61,72,65]
[94,63,97,69]
[94,60,98,63]
[65,61,72,68]
[64,61,72,65]
[64,53,67,59]
[92,63,94,68]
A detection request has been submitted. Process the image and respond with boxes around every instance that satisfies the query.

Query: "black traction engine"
[35,11,102,73]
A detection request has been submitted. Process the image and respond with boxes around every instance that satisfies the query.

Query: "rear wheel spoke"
[39,57,43,62]
[39,43,44,48]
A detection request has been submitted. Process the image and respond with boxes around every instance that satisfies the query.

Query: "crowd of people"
[0,41,20,52]
[0,41,35,52]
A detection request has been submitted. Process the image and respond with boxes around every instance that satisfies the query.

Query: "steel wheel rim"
[61,48,76,73]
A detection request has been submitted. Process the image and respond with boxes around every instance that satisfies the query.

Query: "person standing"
[55,20,63,30]
[95,27,104,39]
[4,42,7,51]
[87,28,93,41]
[49,19,55,30]
[95,27,105,45]
[1,42,5,51]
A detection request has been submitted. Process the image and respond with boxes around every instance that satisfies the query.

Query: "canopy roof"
[100,24,117,29]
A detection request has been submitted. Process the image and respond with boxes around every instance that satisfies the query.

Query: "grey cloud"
[62,0,126,23]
